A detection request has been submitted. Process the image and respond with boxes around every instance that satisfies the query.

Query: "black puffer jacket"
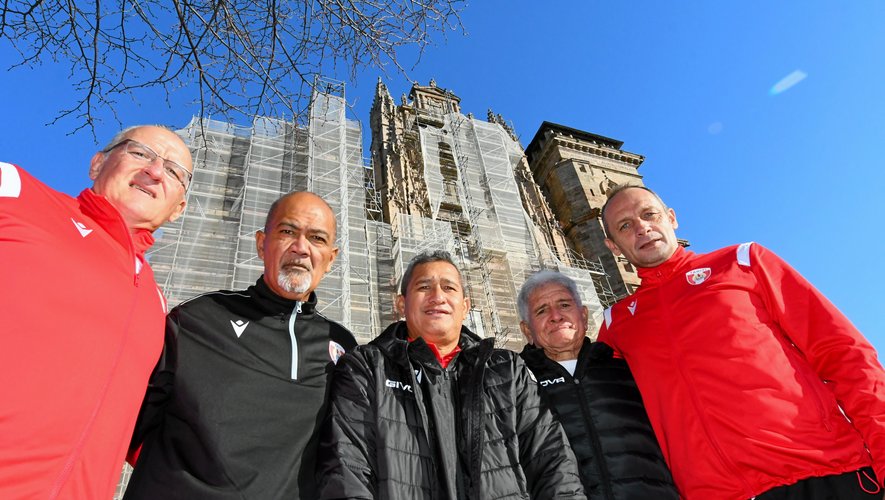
[520,340,679,500]
[316,322,586,500]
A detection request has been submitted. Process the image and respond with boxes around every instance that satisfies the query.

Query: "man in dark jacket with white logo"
[316,250,585,500]
[518,271,678,500]
[124,191,357,499]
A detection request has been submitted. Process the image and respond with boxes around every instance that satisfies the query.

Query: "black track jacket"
[316,321,586,500]
[520,340,678,500]
[124,277,357,499]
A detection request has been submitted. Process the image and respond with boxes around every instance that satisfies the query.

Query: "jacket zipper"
[572,374,615,500]
[288,302,302,380]
[49,270,140,499]
[51,231,143,496]
[660,284,755,497]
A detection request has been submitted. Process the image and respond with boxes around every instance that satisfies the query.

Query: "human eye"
[642,210,659,220]
[618,221,631,231]
[310,234,328,244]
[128,147,152,161]
[163,164,184,183]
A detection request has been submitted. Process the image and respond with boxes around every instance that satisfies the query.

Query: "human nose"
[548,307,563,322]
[427,285,445,303]
[142,157,166,181]
[287,235,310,255]
[635,218,653,235]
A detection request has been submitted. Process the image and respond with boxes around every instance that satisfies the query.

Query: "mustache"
[281,260,312,272]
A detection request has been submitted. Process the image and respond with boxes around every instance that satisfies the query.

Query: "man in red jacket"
[598,184,885,500]
[0,126,192,499]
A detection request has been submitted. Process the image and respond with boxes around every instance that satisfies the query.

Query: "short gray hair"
[400,250,464,296]
[517,270,583,323]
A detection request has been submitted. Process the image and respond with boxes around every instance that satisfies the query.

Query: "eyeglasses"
[104,139,192,190]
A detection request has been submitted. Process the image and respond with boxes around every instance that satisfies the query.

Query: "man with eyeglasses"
[0,125,193,499]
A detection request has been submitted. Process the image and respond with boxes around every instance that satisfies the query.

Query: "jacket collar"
[520,337,612,364]
[77,188,155,256]
[251,276,318,315]
[371,321,483,370]
[520,338,615,378]
[636,245,695,286]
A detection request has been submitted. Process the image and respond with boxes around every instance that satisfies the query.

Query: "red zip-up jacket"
[0,163,167,499]
[598,243,885,499]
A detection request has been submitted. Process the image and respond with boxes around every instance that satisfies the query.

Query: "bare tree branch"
[0,0,466,136]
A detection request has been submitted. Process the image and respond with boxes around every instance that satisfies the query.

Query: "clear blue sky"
[2,2,882,352]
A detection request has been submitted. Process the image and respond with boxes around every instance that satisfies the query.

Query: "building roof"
[524,121,624,162]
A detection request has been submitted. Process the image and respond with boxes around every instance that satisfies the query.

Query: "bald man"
[598,184,885,500]
[125,191,357,500]
[0,125,193,499]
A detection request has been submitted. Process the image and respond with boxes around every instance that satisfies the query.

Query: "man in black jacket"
[316,251,585,500]
[517,271,678,500]
[124,191,358,499]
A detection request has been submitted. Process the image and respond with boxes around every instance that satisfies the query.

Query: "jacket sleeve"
[315,349,377,500]
[127,310,179,464]
[512,355,587,499]
[750,243,885,484]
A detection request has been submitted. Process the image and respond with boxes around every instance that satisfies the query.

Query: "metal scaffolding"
[119,79,617,498]
[385,98,608,349]
[147,81,391,344]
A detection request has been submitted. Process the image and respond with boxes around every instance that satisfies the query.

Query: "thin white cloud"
[770,70,808,95]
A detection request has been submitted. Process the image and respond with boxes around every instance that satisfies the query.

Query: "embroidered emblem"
[385,379,412,392]
[328,340,346,364]
[540,377,566,387]
[230,319,249,338]
[686,267,712,285]
[627,300,637,316]
[71,218,93,238]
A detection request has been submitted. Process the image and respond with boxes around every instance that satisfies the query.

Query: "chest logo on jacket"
[539,377,566,387]
[230,319,249,338]
[71,218,93,238]
[328,341,345,364]
[685,267,712,285]
[627,299,638,316]
[385,379,413,393]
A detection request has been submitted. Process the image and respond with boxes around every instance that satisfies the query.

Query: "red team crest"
[685,267,712,285]
[329,341,346,364]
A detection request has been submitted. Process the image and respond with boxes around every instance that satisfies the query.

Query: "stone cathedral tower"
[369,79,618,348]
[525,122,647,296]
